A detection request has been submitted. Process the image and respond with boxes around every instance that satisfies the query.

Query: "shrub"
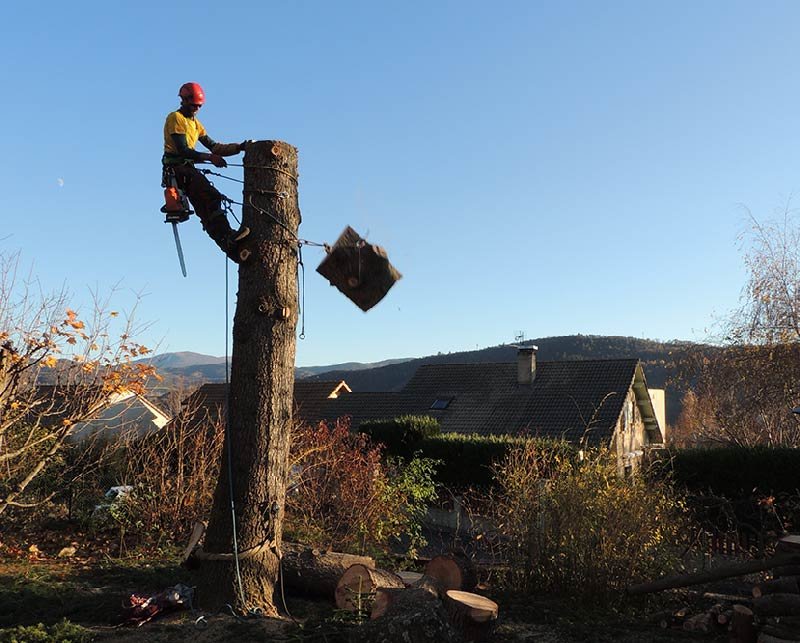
[286,419,438,559]
[108,405,224,548]
[0,619,91,643]
[418,433,575,489]
[488,443,685,603]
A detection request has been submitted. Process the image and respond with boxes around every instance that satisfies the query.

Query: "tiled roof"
[174,380,350,429]
[308,359,641,443]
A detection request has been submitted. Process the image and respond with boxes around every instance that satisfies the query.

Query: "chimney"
[517,345,538,385]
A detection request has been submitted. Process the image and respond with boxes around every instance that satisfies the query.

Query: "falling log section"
[193,141,300,615]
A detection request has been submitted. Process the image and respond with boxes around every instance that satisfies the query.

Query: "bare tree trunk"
[194,140,300,615]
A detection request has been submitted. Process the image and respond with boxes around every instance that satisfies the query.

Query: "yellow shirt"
[163,110,207,155]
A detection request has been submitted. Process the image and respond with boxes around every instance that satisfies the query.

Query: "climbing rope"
[223,257,248,610]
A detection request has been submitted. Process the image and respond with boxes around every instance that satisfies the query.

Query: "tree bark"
[194,141,300,615]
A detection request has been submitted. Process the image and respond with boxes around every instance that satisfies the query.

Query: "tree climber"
[162,82,250,262]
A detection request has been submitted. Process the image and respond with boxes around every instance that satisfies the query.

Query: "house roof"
[175,380,351,430]
[311,358,662,444]
[29,385,171,442]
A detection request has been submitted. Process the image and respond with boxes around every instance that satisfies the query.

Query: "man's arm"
[200,135,246,157]
[171,134,226,167]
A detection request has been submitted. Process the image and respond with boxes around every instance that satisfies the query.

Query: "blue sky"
[1,1,798,366]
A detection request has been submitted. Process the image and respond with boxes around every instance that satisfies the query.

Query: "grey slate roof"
[312,359,648,443]
[173,359,660,445]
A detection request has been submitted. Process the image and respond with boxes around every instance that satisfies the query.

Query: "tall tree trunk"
[194,140,300,615]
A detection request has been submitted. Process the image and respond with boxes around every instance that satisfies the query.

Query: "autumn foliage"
[0,251,160,519]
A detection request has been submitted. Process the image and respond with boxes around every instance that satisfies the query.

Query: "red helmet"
[178,82,205,105]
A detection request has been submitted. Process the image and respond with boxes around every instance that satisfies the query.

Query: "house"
[172,348,664,472]
[307,347,665,472]
[173,379,352,430]
[30,385,171,443]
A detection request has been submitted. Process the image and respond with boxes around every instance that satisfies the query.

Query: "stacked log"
[331,551,498,642]
[637,535,800,641]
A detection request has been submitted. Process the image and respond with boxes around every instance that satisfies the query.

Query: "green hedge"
[360,415,441,459]
[657,447,800,497]
[362,422,576,488]
[416,433,528,488]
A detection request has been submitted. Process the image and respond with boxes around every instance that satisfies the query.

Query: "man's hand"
[210,154,227,168]
[239,141,248,152]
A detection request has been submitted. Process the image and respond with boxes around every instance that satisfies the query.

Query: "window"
[430,397,452,410]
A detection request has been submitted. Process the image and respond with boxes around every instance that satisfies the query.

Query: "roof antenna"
[514,331,525,344]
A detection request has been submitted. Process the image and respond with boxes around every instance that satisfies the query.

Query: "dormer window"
[430,397,452,410]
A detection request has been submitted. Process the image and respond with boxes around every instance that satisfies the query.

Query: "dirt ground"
[0,525,746,642]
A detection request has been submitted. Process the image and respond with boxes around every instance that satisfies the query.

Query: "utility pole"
[195,140,299,614]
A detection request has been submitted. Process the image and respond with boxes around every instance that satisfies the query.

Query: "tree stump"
[335,564,404,612]
[424,553,478,592]
[280,544,374,599]
[443,590,499,642]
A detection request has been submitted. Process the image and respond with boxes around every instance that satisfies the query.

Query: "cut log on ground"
[349,588,460,643]
[753,593,800,617]
[443,590,499,642]
[757,634,800,643]
[627,554,800,595]
[682,612,714,633]
[424,553,478,592]
[731,604,757,643]
[760,623,800,641]
[335,564,404,612]
[397,571,424,587]
[753,577,800,598]
[371,574,447,619]
[279,544,375,599]
[774,565,800,578]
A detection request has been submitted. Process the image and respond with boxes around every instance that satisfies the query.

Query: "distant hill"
[135,353,415,388]
[146,351,228,369]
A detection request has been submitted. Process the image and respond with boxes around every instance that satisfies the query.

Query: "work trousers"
[167,164,224,226]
